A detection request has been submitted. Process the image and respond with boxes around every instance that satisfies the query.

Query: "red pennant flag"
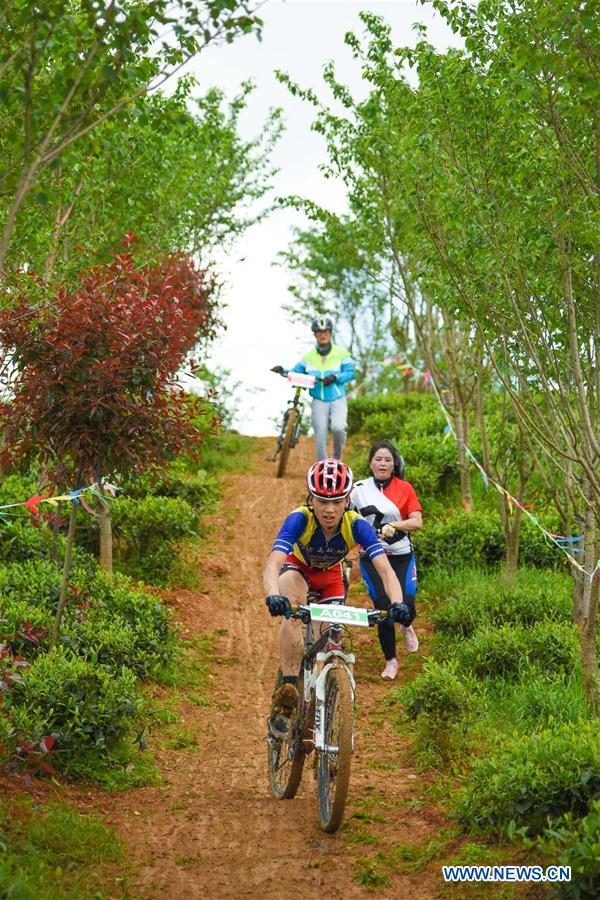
[22,493,52,516]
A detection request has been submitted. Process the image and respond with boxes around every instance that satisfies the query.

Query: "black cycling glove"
[266,595,292,618]
[389,602,412,626]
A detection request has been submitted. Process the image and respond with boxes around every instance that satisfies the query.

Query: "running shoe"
[403,625,419,652]
[381,658,399,680]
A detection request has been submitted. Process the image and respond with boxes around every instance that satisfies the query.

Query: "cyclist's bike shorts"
[280,554,344,603]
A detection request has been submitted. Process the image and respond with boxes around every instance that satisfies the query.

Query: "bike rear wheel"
[316,666,353,833]
[267,671,305,799]
[276,407,297,478]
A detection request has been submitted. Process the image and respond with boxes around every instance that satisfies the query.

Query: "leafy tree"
[281,212,392,390]
[280,1,600,707]
[7,78,281,282]
[0,0,262,267]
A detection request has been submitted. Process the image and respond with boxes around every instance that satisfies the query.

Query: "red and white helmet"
[307,458,354,500]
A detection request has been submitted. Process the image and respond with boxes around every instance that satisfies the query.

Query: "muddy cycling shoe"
[269,683,299,739]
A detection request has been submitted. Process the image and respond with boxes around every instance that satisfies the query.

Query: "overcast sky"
[186,1,462,434]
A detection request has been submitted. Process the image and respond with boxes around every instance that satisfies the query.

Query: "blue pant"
[360,553,417,660]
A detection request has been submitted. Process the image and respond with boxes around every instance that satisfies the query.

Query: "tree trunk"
[572,499,600,714]
[97,491,113,577]
[454,407,473,513]
[49,500,77,651]
[502,506,523,585]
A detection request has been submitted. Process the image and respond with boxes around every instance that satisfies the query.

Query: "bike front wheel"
[316,666,353,832]
[267,671,305,799]
[276,407,297,478]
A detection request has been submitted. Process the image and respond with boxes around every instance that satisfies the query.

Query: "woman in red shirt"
[350,440,423,679]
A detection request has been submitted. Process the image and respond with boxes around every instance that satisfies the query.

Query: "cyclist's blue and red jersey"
[272,505,385,570]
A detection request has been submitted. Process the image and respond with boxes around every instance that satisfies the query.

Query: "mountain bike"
[267,600,390,833]
[269,372,314,478]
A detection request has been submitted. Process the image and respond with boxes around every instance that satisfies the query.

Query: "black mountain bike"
[267,600,390,833]
[270,374,311,477]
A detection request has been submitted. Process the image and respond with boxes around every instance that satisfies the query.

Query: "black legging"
[359,553,417,661]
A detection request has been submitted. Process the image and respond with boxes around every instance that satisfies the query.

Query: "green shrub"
[454,719,600,835]
[477,674,588,734]
[0,561,175,677]
[0,714,15,762]
[0,473,37,506]
[414,509,503,570]
[402,659,473,723]
[111,495,199,584]
[458,621,578,680]
[427,567,572,638]
[414,510,562,571]
[64,587,175,678]
[538,800,600,898]
[400,659,475,762]
[0,598,53,658]
[8,650,143,755]
[348,392,439,436]
[0,521,96,571]
[122,467,218,508]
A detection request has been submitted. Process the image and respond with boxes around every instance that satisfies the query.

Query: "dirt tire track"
[94,438,453,898]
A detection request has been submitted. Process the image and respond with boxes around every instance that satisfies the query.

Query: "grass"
[0,797,124,899]
[200,431,256,475]
[386,831,455,873]
[355,860,392,890]
[159,726,199,752]
[158,633,214,692]
[63,738,163,791]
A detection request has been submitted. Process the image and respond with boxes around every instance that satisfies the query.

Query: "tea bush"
[111,495,199,584]
[0,560,174,677]
[477,674,588,735]
[454,720,600,835]
[348,393,437,435]
[457,621,578,680]
[0,521,96,572]
[399,659,476,762]
[427,567,572,638]
[414,510,561,571]
[8,650,143,756]
[0,473,37,506]
[538,799,600,898]
[121,466,218,509]
[402,659,473,723]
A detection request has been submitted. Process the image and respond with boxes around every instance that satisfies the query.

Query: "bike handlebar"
[288,604,390,626]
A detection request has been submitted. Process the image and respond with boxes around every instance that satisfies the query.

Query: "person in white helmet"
[271,316,355,460]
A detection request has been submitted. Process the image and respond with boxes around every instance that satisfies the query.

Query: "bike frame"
[300,619,356,752]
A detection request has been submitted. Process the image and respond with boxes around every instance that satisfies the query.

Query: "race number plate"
[287,372,316,388]
[309,604,370,627]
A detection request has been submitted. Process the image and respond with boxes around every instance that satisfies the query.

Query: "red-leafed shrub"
[0,238,220,480]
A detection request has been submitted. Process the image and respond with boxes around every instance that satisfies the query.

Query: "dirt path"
[95,439,454,898]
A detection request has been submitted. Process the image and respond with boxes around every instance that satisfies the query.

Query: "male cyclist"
[263,458,412,735]
[271,316,355,460]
